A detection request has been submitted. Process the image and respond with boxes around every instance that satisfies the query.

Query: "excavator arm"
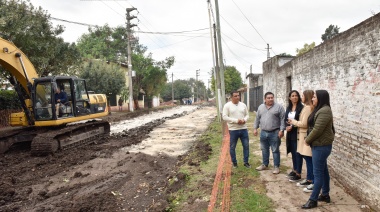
[0,37,40,125]
[0,37,39,94]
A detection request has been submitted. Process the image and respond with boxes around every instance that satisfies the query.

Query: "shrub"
[0,90,22,110]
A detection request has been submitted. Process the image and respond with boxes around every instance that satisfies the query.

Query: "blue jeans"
[229,129,249,164]
[260,130,281,167]
[310,145,332,201]
[303,155,314,182]
[290,140,303,174]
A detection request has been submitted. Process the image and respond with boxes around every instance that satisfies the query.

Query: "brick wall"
[263,13,380,210]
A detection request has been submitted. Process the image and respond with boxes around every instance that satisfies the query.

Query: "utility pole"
[214,0,226,106]
[204,86,206,102]
[207,0,220,121]
[207,79,210,101]
[196,69,200,102]
[171,72,174,103]
[266,43,271,60]
[247,65,252,112]
[126,8,137,112]
[213,24,222,120]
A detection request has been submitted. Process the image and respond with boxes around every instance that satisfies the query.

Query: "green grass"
[167,119,223,211]
[229,111,274,212]
[167,111,276,212]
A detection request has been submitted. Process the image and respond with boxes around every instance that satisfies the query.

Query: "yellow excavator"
[0,37,110,155]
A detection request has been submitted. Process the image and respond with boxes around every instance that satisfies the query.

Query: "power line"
[230,0,268,45]
[137,27,209,34]
[147,32,209,50]
[100,1,125,18]
[221,37,251,68]
[220,15,263,51]
[221,31,266,53]
[50,17,98,27]
[47,2,211,81]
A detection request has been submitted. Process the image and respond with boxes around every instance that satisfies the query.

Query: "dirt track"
[0,105,216,212]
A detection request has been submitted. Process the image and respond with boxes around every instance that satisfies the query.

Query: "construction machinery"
[0,37,110,155]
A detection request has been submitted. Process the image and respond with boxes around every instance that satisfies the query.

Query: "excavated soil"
[0,105,216,212]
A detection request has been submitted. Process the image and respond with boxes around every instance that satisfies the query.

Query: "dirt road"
[0,105,216,211]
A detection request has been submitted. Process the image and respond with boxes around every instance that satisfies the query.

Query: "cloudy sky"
[29,0,380,85]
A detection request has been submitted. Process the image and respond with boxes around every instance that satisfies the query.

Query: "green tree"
[321,24,340,42]
[296,42,316,56]
[224,66,243,94]
[0,0,80,76]
[161,79,192,102]
[79,60,125,96]
[142,65,167,100]
[132,46,174,108]
[210,66,243,95]
[77,25,128,63]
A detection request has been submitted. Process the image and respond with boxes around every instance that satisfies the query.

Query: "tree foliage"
[142,65,167,98]
[161,79,192,102]
[224,66,243,94]
[278,53,293,57]
[210,66,243,95]
[77,26,175,109]
[0,0,80,76]
[321,24,340,42]
[77,25,128,63]
[130,46,174,106]
[79,60,125,96]
[0,90,21,109]
[296,42,316,56]
[161,78,208,103]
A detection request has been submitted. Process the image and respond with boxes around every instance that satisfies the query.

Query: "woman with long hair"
[288,90,314,190]
[284,90,304,181]
[301,90,335,209]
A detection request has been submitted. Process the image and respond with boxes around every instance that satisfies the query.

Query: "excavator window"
[34,82,54,120]
[74,79,91,116]
[55,80,73,118]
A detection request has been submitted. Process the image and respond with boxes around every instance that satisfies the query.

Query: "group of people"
[222,89,335,209]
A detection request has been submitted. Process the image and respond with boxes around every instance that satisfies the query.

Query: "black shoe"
[301,199,317,209]
[233,163,238,168]
[318,194,331,203]
[287,171,296,178]
[288,174,301,182]
[244,163,251,168]
[296,179,312,187]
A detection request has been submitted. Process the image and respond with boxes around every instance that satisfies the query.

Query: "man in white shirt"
[222,91,250,168]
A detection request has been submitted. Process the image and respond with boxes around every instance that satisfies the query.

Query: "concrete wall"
[263,13,380,210]
[263,56,294,105]
[246,73,263,88]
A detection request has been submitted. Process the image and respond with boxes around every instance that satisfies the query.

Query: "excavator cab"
[32,76,100,121]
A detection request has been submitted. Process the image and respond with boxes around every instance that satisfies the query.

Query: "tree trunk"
[134,99,140,110]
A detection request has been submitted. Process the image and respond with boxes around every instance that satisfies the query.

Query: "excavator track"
[0,127,40,154]
[31,120,110,156]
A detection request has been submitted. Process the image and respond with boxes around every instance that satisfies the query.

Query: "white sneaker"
[272,166,280,174]
[303,184,314,193]
[255,164,268,171]
[297,179,313,187]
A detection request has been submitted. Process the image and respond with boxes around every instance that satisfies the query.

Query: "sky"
[29,0,380,86]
